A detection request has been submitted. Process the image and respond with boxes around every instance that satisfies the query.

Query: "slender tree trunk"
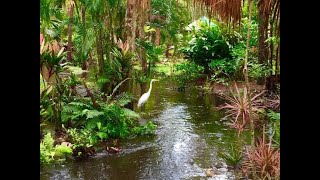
[269,25,274,75]
[155,27,160,46]
[96,26,104,74]
[81,5,88,74]
[276,13,280,76]
[244,0,256,178]
[275,45,279,75]
[67,4,74,62]
[82,5,86,32]
[244,0,254,150]
[165,43,170,58]
[257,8,269,85]
[258,9,268,64]
[137,0,149,95]
[125,0,136,49]
[107,11,113,65]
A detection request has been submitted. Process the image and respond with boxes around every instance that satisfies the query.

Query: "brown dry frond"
[193,0,243,27]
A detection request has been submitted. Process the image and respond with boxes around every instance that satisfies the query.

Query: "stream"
[40,79,250,180]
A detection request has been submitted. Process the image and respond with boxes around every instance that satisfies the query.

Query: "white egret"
[137,79,159,108]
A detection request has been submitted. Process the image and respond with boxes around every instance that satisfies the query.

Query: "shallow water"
[40,79,249,180]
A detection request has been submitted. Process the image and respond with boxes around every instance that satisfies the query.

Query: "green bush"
[67,128,96,149]
[267,110,280,148]
[180,20,232,70]
[132,121,157,136]
[40,132,72,164]
[174,61,204,88]
[248,63,272,80]
[208,58,236,84]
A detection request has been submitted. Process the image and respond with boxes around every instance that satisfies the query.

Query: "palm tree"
[258,0,280,92]
[67,2,75,62]
[124,0,136,50]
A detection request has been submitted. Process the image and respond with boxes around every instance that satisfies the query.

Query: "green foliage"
[133,69,148,84]
[67,128,96,150]
[62,98,140,139]
[136,38,164,76]
[248,63,271,80]
[219,144,243,169]
[61,99,95,124]
[174,62,204,88]
[132,121,157,136]
[40,42,66,73]
[209,58,236,84]
[40,132,72,164]
[55,143,73,158]
[267,110,280,148]
[115,92,134,107]
[123,108,141,120]
[40,133,55,164]
[151,0,191,50]
[112,47,134,70]
[181,20,232,70]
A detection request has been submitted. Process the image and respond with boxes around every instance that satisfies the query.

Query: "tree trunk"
[258,9,268,64]
[81,5,88,75]
[243,0,256,178]
[140,83,146,96]
[155,27,160,46]
[257,7,268,85]
[96,27,104,74]
[165,43,170,58]
[137,0,150,94]
[67,4,74,62]
[244,0,254,149]
[108,10,114,64]
[125,0,136,49]
[275,45,280,75]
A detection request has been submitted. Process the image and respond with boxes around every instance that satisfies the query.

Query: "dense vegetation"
[40,0,280,179]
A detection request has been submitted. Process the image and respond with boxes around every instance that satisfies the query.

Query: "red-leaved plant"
[217,82,265,135]
[241,135,280,179]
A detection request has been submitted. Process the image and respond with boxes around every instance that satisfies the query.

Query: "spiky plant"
[219,144,243,169]
[217,82,265,134]
[241,134,280,179]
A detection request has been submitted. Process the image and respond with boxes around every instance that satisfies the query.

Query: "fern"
[62,101,95,123]
[123,108,140,120]
[107,78,131,103]
[81,109,104,119]
[68,101,92,109]
[85,118,100,130]
[267,110,280,121]
[115,92,133,106]
[62,104,78,114]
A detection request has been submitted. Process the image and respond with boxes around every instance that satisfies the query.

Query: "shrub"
[241,136,280,179]
[181,20,232,70]
[40,132,72,164]
[219,144,243,169]
[174,61,205,89]
[132,121,157,136]
[217,83,265,134]
[267,110,280,148]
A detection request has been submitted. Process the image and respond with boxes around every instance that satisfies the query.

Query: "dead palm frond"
[192,0,243,27]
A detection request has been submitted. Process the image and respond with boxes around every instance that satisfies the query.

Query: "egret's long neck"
[147,81,153,94]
